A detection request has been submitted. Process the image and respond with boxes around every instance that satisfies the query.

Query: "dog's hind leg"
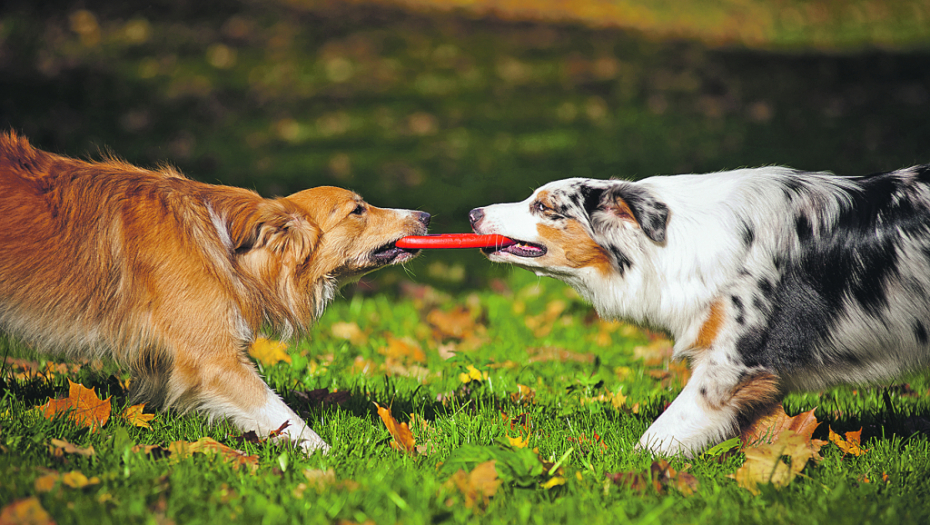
[636,354,780,457]
[166,343,330,454]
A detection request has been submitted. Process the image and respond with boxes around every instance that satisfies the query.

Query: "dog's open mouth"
[482,240,547,258]
[371,241,420,264]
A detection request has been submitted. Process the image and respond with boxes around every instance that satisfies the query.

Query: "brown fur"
[0,132,428,451]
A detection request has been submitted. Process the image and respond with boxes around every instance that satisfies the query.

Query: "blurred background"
[1,0,928,289]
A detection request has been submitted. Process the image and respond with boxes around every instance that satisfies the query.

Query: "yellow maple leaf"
[374,402,416,455]
[61,471,101,489]
[507,435,529,448]
[120,403,155,429]
[37,380,111,431]
[458,365,488,384]
[829,426,868,456]
[732,430,814,495]
[248,337,291,366]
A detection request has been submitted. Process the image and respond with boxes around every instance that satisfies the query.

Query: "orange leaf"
[427,306,479,339]
[121,403,155,429]
[445,460,501,509]
[828,426,868,456]
[740,405,820,446]
[374,402,416,455]
[38,380,110,431]
[33,472,60,493]
[0,497,56,525]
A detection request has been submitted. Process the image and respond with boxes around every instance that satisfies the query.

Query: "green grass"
[2,271,930,524]
[2,0,930,523]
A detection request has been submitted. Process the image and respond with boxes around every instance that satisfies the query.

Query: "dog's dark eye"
[532,201,550,214]
[351,204,366,215]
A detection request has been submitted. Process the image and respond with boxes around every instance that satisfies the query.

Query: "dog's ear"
[591,183,669,243]
[222,199,320,262]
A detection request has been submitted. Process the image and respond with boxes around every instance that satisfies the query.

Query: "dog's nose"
[468,208,484,228]
[415,211,431,226]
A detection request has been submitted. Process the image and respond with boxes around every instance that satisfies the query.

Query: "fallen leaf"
[48,438,95,458]
[374,402,416,455]
[0,497,56,525]
[731,430,815,495]
[458,365,488,384]
[331,321,368,346]
[248,337,291,366]
[507,435,529,448]
[120,403,155,429]
[527,346,595,364]
[540,476,566,489]
[296,388,351,409]
[445,460,501,509]
[168,437,258,471]
[428,306,481,340]
[740,405,824,452]
[61,471,100,489]
[33,472,60,493]
[606,460,698,495]
[38,380,111,431]
[379,335,426,363]
[829,426,868,456]
[510,384,536,405]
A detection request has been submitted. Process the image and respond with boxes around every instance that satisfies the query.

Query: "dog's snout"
[415,211,431,227]
[468,208,484,228]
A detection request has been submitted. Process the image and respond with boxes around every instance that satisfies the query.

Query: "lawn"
[1,0,930,523]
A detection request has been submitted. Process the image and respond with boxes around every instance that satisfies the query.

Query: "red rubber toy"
[395,234,516,249]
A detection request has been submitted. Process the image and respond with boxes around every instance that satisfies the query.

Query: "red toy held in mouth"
[395,234,516,249]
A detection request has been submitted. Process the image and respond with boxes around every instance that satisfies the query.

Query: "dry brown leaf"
[120,403,155,429]
[445,460,501,510]
[168,437,258,471]
[374,402,416,455]
[38,380,111,431]
[0,497,56,525]
[526,346,595,364]
[427,306,482,340]
[829,426,868,457]
[48,438,95,458]
[606,460,698,495]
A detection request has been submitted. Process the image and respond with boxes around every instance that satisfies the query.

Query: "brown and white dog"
[471,167,930,457]
[0,132,429,453]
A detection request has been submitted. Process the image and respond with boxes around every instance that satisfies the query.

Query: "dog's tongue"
[395,234,516,249]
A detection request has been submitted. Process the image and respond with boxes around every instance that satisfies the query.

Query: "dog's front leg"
[169,348,330,455]
[636,354,780,457]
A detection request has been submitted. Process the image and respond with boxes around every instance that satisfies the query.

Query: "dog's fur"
[471,165,930,456]
[0,132,429,453]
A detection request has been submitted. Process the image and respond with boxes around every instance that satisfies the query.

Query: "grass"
[1,0,930,523]
[2,271,930,524]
